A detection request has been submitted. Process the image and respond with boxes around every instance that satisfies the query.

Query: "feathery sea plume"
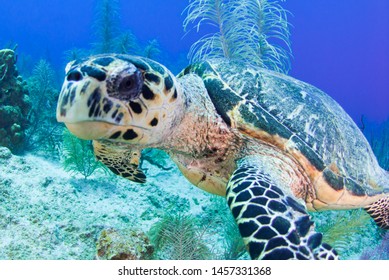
[183,0,292,73]
[93,0,120,54]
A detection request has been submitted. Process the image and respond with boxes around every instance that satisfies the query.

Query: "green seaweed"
[62,129,102,180]
[183,0,291,73]
[92,0,146,56]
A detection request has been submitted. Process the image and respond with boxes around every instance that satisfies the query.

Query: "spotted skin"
[93,141,146,183]
[227,156,338,260]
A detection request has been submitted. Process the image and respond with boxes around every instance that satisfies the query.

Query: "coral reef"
[96,228,154,260]
[0,49,31,153]
[0,146,12,160]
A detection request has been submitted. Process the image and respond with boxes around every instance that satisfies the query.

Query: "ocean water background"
[0,0,388,260]
[1,0,388,122]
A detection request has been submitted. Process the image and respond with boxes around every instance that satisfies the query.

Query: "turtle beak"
[65,121,117,140]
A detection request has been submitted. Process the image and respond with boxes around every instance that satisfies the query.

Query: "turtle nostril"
[67,70,83,82]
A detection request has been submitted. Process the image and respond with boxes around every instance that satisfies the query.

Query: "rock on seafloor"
[96,228,154,260]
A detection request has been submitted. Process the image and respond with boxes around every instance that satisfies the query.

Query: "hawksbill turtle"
[56,55,389,260]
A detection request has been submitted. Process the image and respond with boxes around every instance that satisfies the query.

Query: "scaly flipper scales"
[365,196,389,229]
[226,155,338,260]
[93,140,146,183]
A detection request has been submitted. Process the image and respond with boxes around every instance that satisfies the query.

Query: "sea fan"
[183,0,292,73]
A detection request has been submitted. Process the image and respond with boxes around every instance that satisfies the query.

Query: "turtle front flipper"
[93,140,146,183]
[365,196,389,229]
[227,155,338,260]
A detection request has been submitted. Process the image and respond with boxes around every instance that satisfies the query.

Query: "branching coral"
[183,0,292,73]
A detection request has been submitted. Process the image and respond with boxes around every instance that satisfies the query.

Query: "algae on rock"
[96,228,154,260]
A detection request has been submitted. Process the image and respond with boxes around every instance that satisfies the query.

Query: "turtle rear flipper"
[365,196,389,230]
[93,140,146,183]
[227,155,338,260]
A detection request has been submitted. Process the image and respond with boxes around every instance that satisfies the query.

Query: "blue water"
[1,0,388,122]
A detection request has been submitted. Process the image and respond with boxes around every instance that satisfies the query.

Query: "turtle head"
[56,54,183,145]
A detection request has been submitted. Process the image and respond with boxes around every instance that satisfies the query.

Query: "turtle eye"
[119,76,135,91]
[117,70,143,101]
[67,70,83,81]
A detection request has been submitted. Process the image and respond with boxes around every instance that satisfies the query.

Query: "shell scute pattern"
[185,59,389,204]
